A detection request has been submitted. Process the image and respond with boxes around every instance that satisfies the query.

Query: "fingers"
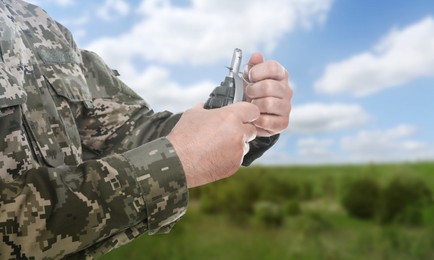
[221,103,258,153]
[247,52,264,67]
[251,97,291,116]
[251,95,291,137]
[222,102,260,123]
[205,101,259,144]
[246,79,293,100]
[242,53,292,137]
[244,122,257,142]
[243,52,263,84]
[248,60,288,82]
[243,122,257,155]
[244,52,287,82]
[255,112,289,133]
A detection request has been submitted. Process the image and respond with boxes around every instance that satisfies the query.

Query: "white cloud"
[340,125,433,162]
[28,0,74,6]
[83,0,334,113]
[86,0,334,66]
[297,137,335,158]
[254,134,339,165]
[315,16,434,96]
[97,0,131,21]
[288,103,370,134]
[118,65,214,112]
[257,125,434,165]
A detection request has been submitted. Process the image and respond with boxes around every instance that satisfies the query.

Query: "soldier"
[0,0,292,258]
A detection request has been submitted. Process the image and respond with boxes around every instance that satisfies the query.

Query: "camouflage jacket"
[0,1,189,258]
[0,0,278,259]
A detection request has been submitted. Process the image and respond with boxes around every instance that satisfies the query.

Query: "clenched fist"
[244,52,292,137]
[167,102,260,188]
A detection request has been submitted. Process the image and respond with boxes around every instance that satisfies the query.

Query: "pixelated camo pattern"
[0,0,188,258]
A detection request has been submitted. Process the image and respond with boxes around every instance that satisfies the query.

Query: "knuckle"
[261,116,273,128]
[268,60,283,77]
[251,104,261,117]
[281,116,290,129]
[262,80,275,96]
[277,116,289,131]
[254,98,272,113]
[258,116,287,133]
[263,98,274,112]
[287,86,293,98]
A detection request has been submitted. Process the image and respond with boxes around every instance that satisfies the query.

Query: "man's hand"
[244,52,292,137]
[167,102,260,188]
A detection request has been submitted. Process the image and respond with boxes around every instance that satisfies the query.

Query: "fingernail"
[248,69,253,82]
[243,64,249,76]
[280,65,287,78]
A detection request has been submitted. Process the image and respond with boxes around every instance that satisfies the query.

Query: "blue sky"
[28,0,434,165]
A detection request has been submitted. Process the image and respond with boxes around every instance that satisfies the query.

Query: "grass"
[100,161,434,260]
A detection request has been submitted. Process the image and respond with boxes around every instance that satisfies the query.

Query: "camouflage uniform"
[0,0,278,259]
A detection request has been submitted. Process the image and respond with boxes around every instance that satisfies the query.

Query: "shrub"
[378,177,432,224]
[321,174,337,198]
[260,175,300,203]
[300,212,333,234]
[198,175,261,217]
[341,177,381,220]
[285,199,302,216]
[299,180,314,201]
[253,201,284,227]
[394,205,423,226]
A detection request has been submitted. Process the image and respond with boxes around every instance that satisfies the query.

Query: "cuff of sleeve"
[123,137,189,235]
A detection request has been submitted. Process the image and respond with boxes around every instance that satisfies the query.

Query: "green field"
[100,162,434,260]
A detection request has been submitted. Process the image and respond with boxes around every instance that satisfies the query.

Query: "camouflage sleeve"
[77,49,182,157]
[0,137,187,259]
[0,3,188,258]
[69,139,188,259]
[0,55,188,258]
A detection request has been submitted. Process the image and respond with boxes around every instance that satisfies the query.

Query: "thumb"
[248,52,264,66]
[243,52,265,83]
[223,102,260,123]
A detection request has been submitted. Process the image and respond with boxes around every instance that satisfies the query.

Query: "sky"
[27,0,434,165]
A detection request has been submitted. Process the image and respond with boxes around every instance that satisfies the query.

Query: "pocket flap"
[37,46,91,102]
[41,61,91,102]
[0,65,27,108]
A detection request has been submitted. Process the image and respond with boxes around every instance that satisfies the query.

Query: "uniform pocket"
[30,53,92,167]
[0,65,34,182]
[38,47,92,102]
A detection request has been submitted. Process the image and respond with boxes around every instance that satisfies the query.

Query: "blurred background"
[30,0,434,166]
[29,0,434,259]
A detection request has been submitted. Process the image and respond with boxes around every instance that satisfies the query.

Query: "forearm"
[0,138,188,259]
